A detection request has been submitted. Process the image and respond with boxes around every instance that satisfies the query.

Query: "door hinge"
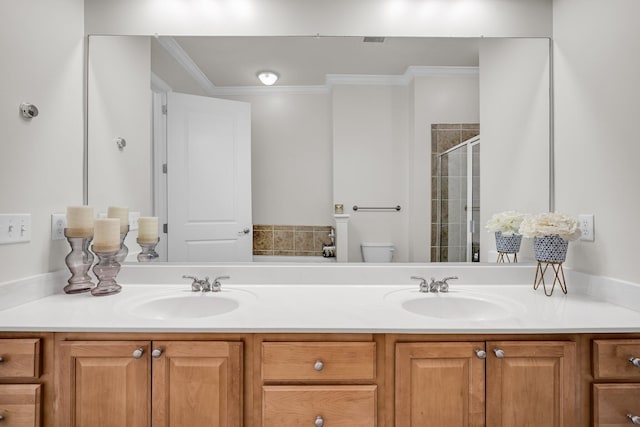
[161,105,167,115]
[163,223,168,234]
[162,163,167,174]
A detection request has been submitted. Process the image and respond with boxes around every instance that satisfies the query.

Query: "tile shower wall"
[431,124,480,262]
[253,225,333,257]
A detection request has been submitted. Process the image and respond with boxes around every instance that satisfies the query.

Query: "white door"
[167,92,252,262]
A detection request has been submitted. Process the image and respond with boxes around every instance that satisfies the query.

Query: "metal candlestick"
[91,246,122,296]
[137,238,160,262]
[114,225,129,263]
[63,229,95,294]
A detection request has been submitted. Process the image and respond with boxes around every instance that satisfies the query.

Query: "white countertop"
[1,275,640,333]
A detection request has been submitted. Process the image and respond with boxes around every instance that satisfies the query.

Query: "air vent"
[363,37,385,43]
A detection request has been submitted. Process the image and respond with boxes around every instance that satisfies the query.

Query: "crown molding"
[210,85,329,96]
[155,36,217,96]
[150,71,173,93]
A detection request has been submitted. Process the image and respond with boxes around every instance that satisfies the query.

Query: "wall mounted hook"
[20,103,39,119]
[115,137,126,150]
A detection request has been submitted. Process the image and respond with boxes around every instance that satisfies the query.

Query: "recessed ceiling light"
[257,71,279,86]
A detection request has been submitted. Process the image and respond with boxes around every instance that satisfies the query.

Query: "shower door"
[437,136,480,262]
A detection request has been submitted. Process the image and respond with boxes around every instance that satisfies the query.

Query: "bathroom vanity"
[1,264,640,427]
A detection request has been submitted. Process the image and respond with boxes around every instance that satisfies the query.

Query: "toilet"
[361,242,395,262]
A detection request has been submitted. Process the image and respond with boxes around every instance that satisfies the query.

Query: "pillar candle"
[93,218,121,252]
[108,206,129,233]
[66,206,94,237]
[137,217,159,243]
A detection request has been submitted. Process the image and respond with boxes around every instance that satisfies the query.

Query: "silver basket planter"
[534,235,569,263]
[495,232,522,254]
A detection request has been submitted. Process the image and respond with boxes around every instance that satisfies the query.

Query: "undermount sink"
[386,288,521,321]
[126,292,243,320]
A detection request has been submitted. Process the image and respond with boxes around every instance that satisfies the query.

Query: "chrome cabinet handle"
[493,348,505,359]
[238,227,251,235]
[474,349,486,359]
[0,414,4,421]
[152,348,163,359]
[629,357,640,368]
[315,415,324,427]
[132,348,144,359]
[0,355,4,363]
[314,360,324,371]
[628,414,640,425]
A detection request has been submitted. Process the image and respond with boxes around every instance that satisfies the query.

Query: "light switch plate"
[0,214,32,244]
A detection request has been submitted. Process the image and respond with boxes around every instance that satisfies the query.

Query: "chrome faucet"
[183,275,230,292]
[411,275,458,293]
[183,275,210,292]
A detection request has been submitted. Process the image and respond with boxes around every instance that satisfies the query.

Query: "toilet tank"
[361,242,395,262]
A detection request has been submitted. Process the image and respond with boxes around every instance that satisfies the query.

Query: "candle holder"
[114,225,130,263]
[91,246,122,296]
[63,229,95,294]
[137,237,160,262]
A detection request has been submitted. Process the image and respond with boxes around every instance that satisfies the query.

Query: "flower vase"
[495,232,522,254]
[533,234,569,296]
[534,235,569,263]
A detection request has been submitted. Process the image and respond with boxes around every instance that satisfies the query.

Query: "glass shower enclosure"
[435,136,480,262]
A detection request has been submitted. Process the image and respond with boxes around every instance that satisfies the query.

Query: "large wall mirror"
[87,35,551,264]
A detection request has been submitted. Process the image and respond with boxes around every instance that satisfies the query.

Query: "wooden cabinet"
[57,340,242,427]
[486,341,576,427]
[0,339,40,379]
[395,342,485,427]
[263,385,376,427]
[260,340,378,427]
[593,339,640,427]
[0,384,41,427]
[0,338,43,427]
[395,340,576,427]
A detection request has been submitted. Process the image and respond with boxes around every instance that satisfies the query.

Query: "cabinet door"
[151,341,243,427]
[57,341,150,427]
[395,342,486,427]
[486,341,576,427]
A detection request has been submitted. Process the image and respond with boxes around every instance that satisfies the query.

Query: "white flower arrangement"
[485,211,527,236]
[519,212,582,241]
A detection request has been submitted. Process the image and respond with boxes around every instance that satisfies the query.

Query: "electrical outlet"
[129,211,140,230]
[578,214,594,242]
[51,213,67,241]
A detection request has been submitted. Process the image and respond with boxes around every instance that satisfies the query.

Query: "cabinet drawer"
[593,339,640,379]
[263,385,376,427]
[0,384,41,427]
[262,342,376,382]
[0,339,40,379]
[593,384,640,427]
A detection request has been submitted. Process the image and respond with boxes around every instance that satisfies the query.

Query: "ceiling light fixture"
[257,71,279,86]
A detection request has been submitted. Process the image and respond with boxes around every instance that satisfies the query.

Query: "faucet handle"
[411,276,428,292]
[182,275,202,292]
[440,276,458,292]
[212,275,230,292]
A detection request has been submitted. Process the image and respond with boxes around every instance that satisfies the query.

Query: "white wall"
[479,38,550,262]
[84,0,552,38]
[222,92,333,226]
[87,36,153,228]
[410,74,480,261]
[553,0,640,283]
[0,0,84,283]
[332,84,410,262]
